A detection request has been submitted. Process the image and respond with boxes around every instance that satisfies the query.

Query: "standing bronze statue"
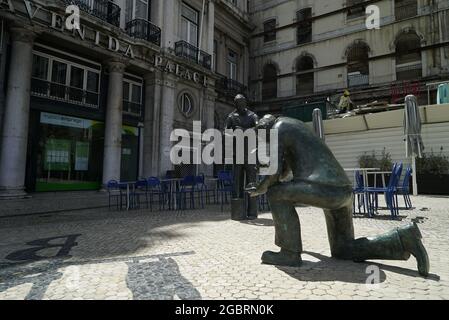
[247,115,430,277]
[225,94,259,220]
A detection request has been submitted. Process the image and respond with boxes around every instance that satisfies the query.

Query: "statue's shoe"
[261,250,302,267]
[397,222,430,277]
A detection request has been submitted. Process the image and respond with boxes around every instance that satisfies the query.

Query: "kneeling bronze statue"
[247,115,429,277]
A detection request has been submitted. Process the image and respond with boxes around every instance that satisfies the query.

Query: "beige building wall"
[249,0,449,103]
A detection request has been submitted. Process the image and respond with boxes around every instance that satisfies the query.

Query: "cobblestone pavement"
[0,195,448,300]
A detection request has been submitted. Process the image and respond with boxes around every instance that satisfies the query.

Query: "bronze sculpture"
[247,115,430,277]
[225,94,259,220]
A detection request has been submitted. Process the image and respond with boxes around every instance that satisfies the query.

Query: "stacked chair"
[352,163,414,218]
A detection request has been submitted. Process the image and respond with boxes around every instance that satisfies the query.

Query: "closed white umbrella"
[404,95,424,196]
[312,108,325,141]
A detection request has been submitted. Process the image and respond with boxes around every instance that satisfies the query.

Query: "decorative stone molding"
[9,26,37,44]
[343,39,372,60]
[293,51,318,71]
[105,59,127,73]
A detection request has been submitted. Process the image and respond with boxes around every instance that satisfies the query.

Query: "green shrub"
[416,148,449,176]
[358,148,393,171]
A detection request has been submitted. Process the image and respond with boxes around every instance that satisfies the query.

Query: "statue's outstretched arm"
[248,142,284,197]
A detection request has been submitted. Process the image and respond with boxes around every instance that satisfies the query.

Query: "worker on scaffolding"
[338,90,354,114]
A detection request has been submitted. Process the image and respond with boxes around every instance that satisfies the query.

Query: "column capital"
[143,71,163,85]
[8,26,37,44]
[105,59,127,73]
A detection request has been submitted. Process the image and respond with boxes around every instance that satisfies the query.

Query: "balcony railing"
[348,73,369,87]
[64,0,121,27]
[125,19,161,47]
[123,101,142,117]
[216,76,247,97]
[396,63,422,81]
[175,41,212,70]
[31,78,99,108]
[395,2,418,20]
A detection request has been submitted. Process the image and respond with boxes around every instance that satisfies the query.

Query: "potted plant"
[358,149,393,186]
[416,148,449,195]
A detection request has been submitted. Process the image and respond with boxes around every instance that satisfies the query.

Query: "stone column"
[202,89,216,178]
[151,0,164,27]
[142,71,163,177]
[207,0,215,55]
[0,27,36,198]
[162,0,176,50]
[243,45,250,86]
[102,60,126,186]
[158,74,177,177]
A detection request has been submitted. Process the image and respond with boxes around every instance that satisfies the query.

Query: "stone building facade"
[0,0,251,196]
[248,0,449,114]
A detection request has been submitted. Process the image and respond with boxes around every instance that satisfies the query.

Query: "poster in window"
[75,141,89,171]
[44,139,71,171]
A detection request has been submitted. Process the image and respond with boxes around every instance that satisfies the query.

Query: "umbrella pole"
[412,156,418,196]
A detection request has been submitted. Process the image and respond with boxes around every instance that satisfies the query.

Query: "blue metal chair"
[177,175,197,210]
[195,174,213,208]
[107,180,125,210]
[217,171,234,212]
[397,166,413,210]
[147,177,165,211]
[132,179,149,209]
[365,163,403,217]
[352,171,367,215]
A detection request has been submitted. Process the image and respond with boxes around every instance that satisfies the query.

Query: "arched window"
[179,93,194,117]
[395,0,417,20]
[347,42,370,87]
[395,32,422,80]
[296,56,314,96]
[262,64,277,100]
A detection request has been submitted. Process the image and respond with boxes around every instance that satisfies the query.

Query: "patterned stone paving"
[0,195,448,300]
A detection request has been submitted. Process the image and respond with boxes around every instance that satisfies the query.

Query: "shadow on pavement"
[239,218,274,227]
[126,256,201,300]
[276,251,387,284]
[277,251,439,283]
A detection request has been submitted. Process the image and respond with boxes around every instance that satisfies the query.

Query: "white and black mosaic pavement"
[0,195,448,300]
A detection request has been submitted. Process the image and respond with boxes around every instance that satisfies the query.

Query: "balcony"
[125,19,161,47]
[216,76,247,99]
[348,73,369,87]
[175,41,212,70]
[395,1,418,20]
[31,78,99,108]
[396,63,422,81]
[63,0,121,27]
[123,101,142,117]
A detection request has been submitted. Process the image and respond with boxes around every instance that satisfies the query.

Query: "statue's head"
[234,94,248,113]
[256,114,277,130]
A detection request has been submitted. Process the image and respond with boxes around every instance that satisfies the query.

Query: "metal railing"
[31,78,99,108]
[396,63,422,81]
[348,73,369,87]
[64,0,121,27]
[216,76,247,98]
[174,40,212,70]
[123,101,142,117]
[125,19,161,47]
[395,2,418,20]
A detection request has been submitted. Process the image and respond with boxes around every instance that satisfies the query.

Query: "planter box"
[417,174,449,195]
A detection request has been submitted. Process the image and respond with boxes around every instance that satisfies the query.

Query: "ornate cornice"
[105,59,127,73]
[8,26,37,44]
